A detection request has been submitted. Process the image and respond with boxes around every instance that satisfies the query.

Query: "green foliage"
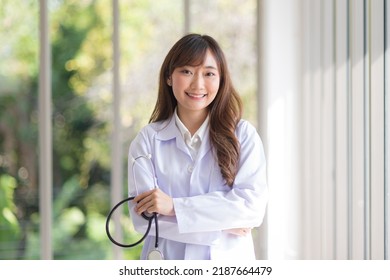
[0,0,39,78]
[0,0,116,259]
[0,174,21,260]
[1,0,256,260]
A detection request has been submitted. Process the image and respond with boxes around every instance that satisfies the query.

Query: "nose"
[190,73,205,91]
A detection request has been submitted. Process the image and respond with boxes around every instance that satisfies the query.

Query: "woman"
[128,34,268,260]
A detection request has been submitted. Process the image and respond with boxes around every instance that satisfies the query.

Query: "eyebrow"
[204,65,218,70]
[179,64,218,70]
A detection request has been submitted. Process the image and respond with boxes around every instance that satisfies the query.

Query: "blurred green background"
[0,0,257,259]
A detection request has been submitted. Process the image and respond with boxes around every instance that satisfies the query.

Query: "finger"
[135,195,154,212]
[134,189,174,216]
[133,189,154,203]
[134,198,152,214]
[136,200,153,215]
[136,190,161,214]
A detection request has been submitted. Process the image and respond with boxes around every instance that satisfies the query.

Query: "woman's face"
[168,49,220,117]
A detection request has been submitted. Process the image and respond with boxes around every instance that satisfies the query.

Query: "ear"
[167,77,172,86]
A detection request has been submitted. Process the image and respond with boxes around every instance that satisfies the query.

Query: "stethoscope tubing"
[105,154,160,252]
[105,196,156,248]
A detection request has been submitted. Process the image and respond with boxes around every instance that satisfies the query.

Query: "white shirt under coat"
[174,108,208,160]
[128,112,268,260]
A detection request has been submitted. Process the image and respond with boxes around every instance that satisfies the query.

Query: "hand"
[224,228,252,236]
[133,189,175,216]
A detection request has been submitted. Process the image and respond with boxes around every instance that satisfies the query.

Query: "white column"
[111,0,123,259]
[321,0,336,260]
[334,0,349,260]
[385,0,390,260]
[350,0,365,260]
[39,0,53,260]
[255,0,268,260]
[262,0,302,259]
[306,0,322,259]
[184,0,191,34]
[370,0,385,260]
[301,0,312,259]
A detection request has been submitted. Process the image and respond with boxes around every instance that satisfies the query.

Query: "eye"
[205,72,216,77]
[179,68,192,75]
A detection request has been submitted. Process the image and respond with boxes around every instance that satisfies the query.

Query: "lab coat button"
[187,165,194,173]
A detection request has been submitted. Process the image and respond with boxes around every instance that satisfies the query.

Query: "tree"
[1,0,257,260]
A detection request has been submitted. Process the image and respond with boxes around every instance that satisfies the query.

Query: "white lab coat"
[128,116,268,260]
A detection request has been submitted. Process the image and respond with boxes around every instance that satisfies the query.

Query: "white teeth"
[187,93,206,98]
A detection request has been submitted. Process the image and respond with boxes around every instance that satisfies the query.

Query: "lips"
[186,92,207,98]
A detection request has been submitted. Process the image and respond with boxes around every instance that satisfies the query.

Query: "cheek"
[170,81,182,97]
[172,76,188,91]
[208,80,220,95]
[172,83,185,98]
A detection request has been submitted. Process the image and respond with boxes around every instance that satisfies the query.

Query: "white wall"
[261,0,302,259]
[262,0,389,259]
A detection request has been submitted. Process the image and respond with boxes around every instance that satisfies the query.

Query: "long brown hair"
[149,34,242,186]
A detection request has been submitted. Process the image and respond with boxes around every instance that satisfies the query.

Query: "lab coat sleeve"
[173,120,268,233]
[128,127,221,246]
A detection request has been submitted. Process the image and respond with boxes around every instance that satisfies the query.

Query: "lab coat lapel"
[197,130,212,162]
[155,116,190,157]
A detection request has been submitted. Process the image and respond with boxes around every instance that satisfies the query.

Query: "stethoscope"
[105,154,164,260]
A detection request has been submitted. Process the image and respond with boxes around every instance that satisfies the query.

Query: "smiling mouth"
[186,92,207,98]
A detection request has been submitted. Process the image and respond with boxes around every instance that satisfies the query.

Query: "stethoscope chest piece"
[147,249,164,260]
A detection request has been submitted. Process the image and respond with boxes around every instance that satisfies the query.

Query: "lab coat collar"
[155,116,193,158]
[155,116,180,141]
[155,115,212,161]
[174,108,210,144]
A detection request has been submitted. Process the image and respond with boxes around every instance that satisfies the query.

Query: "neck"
[177,108,208,135]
